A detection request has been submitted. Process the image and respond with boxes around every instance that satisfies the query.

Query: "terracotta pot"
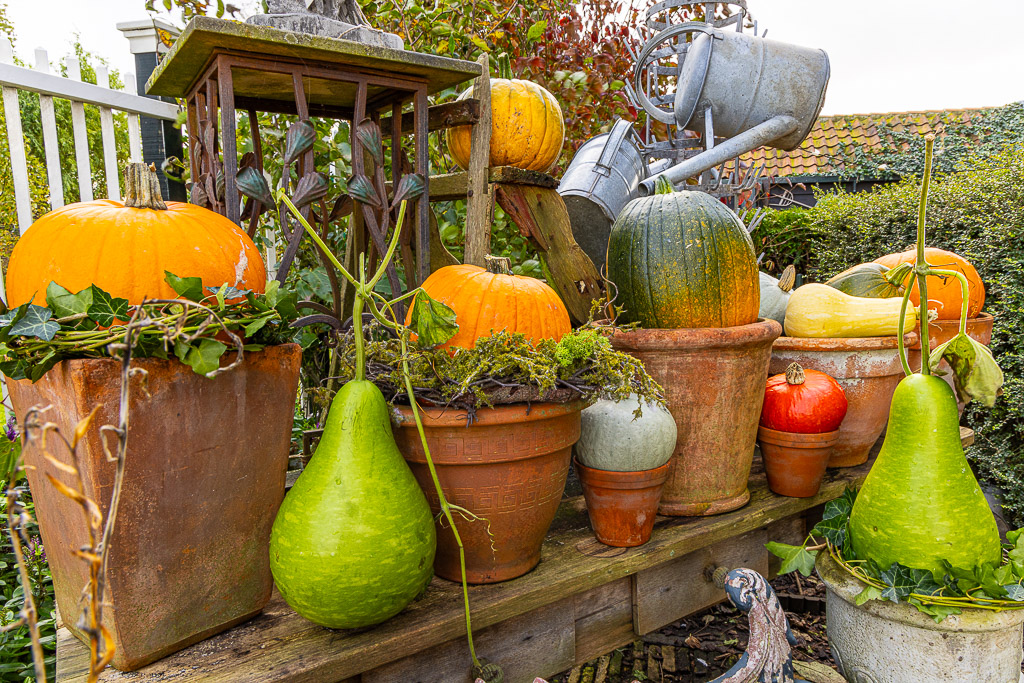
[908,312,994,415]
[393,402,582,584]
[757,426,839,497]
[6,345,301,671]
[611,320,782,517]
[770,333,918,468]
[575,458,669,547]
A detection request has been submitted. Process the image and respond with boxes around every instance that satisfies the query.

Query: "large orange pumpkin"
[409,255,571,350]
[446,78,564,173]
[5,163,266,307]
[873,247,984,320]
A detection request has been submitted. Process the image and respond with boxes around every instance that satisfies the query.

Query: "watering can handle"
[594,118,636,176]
[632,21,716,126]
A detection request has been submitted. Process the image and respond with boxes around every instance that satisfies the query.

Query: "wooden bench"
[54,427,975,682]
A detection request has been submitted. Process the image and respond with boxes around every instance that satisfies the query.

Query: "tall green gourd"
[848,135,1001,575]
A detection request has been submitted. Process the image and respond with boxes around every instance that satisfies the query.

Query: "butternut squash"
[784,283,917,338]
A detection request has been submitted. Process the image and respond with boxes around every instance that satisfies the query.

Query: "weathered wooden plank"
[463,53,492,267]
[33,49,64,209]
[123,73,143,163]
[493,185,604,324]
[95,65,121,202]
[573,578,633,664]
[364,599,575,683]
[632,528,770,635]
[380,98,480,138]
[0,41,32,232]
[66,59,93,202]
[428,167,559,202]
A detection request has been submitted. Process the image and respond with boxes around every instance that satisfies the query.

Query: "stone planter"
[575,458,669,547]
[612,320,782,516]
[818,552,1024,682]
[7,344,301,670]
[392,402,582,584]
[908,312,994,415]
[769,333,918,468]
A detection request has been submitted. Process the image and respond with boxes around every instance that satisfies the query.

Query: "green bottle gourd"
[848,369,1000,575]
[269,379,436,629]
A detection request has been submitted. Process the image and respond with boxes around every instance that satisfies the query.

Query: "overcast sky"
[5,0,1024,115]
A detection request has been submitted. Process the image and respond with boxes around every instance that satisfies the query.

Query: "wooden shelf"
[56,428,974,682]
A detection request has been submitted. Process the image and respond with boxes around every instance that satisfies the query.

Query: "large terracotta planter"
[908,312,994,415]
[769,333,917,468]
[7,344,301,670]
[575,458,669,547]
[393,402,582,584]
[611,320,782,517]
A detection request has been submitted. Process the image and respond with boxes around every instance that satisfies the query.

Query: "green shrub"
[760,144,1024,523]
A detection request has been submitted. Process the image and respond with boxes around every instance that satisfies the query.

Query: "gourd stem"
[915,135,935,376]
[123,162,167,210]
[897,282,914,377]
[352,286,366,382]
[931,268,972,338]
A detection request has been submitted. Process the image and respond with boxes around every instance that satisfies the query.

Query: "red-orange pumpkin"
[409,255,571,350]
[5,163,266,307]
[760,363,848,434]
[873,247,984,320]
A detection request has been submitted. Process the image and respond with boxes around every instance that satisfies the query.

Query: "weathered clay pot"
[818,552,1024,682]
[908,312,994,415]
[612,320,782,516]
[575,458,669,547]
[769,333,918,468]
[7,345,301,671]
[757,426,839,497]
[393,402,582,584]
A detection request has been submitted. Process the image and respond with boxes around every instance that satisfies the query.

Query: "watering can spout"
[639,114,800,195]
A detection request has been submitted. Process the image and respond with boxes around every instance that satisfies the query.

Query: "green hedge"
[757,144,1024,524]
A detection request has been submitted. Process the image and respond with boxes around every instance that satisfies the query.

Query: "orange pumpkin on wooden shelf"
[408,255,571,350]
[873,247,984,320]
[5,163,266,308]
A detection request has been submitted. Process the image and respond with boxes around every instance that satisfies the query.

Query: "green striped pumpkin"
[607,178,760,328]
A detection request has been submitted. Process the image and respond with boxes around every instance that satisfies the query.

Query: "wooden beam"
[427,167,559,202]
[463,53,492,267]
[379,98,480,138]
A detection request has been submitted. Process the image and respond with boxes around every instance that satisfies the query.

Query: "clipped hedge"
[758,144,1024,523]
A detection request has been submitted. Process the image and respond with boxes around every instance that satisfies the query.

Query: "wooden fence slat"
[66,58,93,202]
[0,41,33,233]
[124,73,143,163]
[34,48,64,209]
[95,65,120,202]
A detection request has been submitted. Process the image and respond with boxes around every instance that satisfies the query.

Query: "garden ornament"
[248,0,404,49]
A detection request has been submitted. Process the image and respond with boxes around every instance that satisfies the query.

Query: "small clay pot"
[757,426,840,497]
[575,458,670,547]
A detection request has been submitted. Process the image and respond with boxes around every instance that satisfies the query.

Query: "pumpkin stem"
[884,262,914,291]
[785,362,806,385]
[124,162,167,210]
[778,265,796,292]
[496,52,512,80]
[484,254,513,275]
[654,175,675,195]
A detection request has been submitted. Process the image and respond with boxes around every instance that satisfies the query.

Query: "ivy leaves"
[765,541,817,577]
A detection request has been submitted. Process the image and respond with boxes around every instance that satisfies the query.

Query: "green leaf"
[183,339,227,376]
[45,282,92,319]
[264,280,281,308]
[87,285,129,326]
[9,305,59,341]
[174,340,190,363]
[206,284,252,302]
[765,541,817,577]
[811,487,857,550]
[929,332,1003,407]
[908,598,961,623]
[408,290,459,348]
[0,437,22,479]
[854,585,882,605]
[1004,584,1024,601]
[879,563,943,602]
[526,19,547,41]
[244,315,273,337]
[164,271,205,301]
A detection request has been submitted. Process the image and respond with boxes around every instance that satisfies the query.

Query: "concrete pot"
[757,426,839,497]
[575,458,669,547]
[612,320,782,516]
[7,345,302,670]
[908,312,994,416]
[769,333,918,468]
[393,402,582,584]
[818,552,1024,683]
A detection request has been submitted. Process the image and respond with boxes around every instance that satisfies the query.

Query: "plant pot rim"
[817,551,1024,631]
[610,318,782,351]
[773,332,918,352]
[574,457,671,488]
[757,425,841,447]
[392,400,586,428]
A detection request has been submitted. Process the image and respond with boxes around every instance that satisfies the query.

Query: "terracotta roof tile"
[739,107,1001,178]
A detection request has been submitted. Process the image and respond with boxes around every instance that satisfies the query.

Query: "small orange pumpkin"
[409,255,571,350]
[873,247,984,320]
[5,163,266,307]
